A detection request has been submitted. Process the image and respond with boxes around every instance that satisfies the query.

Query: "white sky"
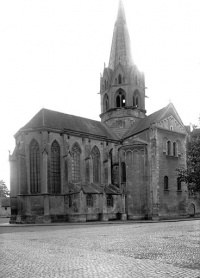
[0,0,200,189]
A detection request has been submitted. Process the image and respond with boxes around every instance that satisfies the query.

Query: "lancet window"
[72,143,81,182]
[133,90,140,107]
[121,162,126,182]
[30,139,41,193]
[177,177,182,191]
[167,141,171,156]
[118,74,122,84]
[51,140,61,193]
[164,176,169,190]
[91,146,100,183]
[103,94,109,112]
[116,89,126,108]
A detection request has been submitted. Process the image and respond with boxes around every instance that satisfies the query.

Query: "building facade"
[9,0,188,224]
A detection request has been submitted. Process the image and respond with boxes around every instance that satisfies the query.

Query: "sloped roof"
[123,103,184,139]
[82,184,102,194]
[18,108,117,140]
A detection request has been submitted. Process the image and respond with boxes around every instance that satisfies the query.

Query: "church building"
[9,0,188,224]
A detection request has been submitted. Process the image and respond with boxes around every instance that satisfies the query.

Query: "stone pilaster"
[43,194,51,223]
[99,191,108,221]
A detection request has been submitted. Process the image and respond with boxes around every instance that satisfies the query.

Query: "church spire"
[117,0,126,23]
[108,0,133,70]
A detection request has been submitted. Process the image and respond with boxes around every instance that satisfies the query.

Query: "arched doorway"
[188,203,195,217]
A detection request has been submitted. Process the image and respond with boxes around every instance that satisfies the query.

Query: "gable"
[156,115,185,133]
[111,63,127,85]
[123,103,186,139]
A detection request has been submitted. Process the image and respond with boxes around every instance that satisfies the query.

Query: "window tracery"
[72,143,81,182]
[30,139,41,193]
[86,194,93,207]
[91,146,100,183]
[116,89,126,108]
[51,140,61,193]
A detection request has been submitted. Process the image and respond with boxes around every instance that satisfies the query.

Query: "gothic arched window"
[164,176,169,190]
[30,139,40,193]
[51,140,61,193]
[72,143,81,182]
[103,94,109,112]
[116,89,126,108]
[133,90,140,107]
[167,141,171,156]
[91,146,100,183]
[107,195,114,207]
[121,162,126,182]
[177,177,182,191]
[173,142,177,156]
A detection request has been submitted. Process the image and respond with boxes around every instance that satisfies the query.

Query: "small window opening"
[121,162,126,182]
[116,95,121,107]
[136,96,139,107]
[173,142,176,156]
[122,96,125,107]
[164,176,168,190]
[118,74,122,84]
[167,141,171,156]
[133,95,136,106]
[69,195,72,208]
[107,195,114,207]
[177,177,182,191]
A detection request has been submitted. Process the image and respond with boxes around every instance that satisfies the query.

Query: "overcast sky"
[0,0,200,189]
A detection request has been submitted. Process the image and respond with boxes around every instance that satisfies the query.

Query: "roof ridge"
[42,108,102,124]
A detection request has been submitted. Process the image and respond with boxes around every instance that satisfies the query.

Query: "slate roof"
[18,108,117,141]
[123,103,184,139]
[67,183,120,195]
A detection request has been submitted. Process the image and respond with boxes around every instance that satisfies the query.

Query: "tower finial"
[117,0,126,23]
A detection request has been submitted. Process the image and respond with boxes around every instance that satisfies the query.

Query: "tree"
[176,126,200,192]
[0,180,10,197]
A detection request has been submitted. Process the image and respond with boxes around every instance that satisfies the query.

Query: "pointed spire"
[117,0,126,23]
[108,0,133,70]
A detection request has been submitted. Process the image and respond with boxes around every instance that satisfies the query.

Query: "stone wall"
[156,128,188,219]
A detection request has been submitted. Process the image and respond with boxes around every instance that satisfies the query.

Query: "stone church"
[9,0,188,224]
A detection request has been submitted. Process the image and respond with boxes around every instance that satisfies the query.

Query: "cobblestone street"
[0,220,200,278]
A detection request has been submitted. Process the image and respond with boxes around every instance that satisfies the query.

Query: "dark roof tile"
[19,108,117,140]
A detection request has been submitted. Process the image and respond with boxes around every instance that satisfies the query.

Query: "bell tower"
[100,0,146,138]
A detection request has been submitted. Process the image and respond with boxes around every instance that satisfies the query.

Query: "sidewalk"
[0,216,199,227]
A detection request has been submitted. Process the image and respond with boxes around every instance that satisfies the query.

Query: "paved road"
[0,220,200,278]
